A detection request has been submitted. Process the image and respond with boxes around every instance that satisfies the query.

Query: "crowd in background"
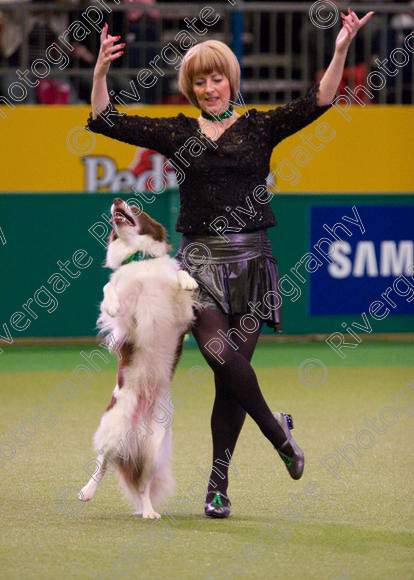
[0,0,412,105]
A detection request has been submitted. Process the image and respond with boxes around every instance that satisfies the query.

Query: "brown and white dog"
[79,198,198,518]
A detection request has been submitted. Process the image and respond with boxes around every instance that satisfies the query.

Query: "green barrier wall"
[0,192,413,341]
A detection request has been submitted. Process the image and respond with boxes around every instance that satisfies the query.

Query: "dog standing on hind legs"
[79,198,199,519]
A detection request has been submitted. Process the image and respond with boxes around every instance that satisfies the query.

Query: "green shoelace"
[211,492,224,507]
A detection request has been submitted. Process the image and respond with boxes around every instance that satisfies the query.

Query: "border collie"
[79,198,198,518]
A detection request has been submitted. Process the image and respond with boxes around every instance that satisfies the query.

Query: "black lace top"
[86,83,332,235]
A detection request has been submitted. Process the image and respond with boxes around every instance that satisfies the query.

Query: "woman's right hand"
[94,22,126,79]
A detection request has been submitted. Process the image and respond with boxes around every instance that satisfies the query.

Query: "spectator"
[0,0,94,103]
[372,0,414,103]
[110,0,168,104]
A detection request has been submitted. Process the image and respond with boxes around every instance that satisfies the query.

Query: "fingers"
[108,41,125,55]
[340,15,354,38]
[360,11,375,27]
[340,19,352,38]
[340,9,359,36]
[100,22,124,47]
[347,7,358,25]
[100,30,125,63]
[340,10,356,25]
[97,25,126,70]
[101,45,125,65]
[341,8,375,30]
[103,36,122,50]
[106,33,119,43]
[102,34,120,48]
[100,22,108,42]
[103,42,126,63]
[108,50,125,62]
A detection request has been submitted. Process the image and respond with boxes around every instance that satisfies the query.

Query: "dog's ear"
[138,212,168,243]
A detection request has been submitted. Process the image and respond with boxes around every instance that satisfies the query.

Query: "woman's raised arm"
[318,8,374,106]
[91,23,126,119]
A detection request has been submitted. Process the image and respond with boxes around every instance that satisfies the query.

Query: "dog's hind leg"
[136,477,161,520]
[128,453,161,519]
[126,433,166,518]
[78,454,111,502]
[118,462,160,518]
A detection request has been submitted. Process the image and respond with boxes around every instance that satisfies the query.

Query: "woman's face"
[192,70,231,114]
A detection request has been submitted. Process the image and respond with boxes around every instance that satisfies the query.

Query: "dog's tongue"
[112,215,126,223]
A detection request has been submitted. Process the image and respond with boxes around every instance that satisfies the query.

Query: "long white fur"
[79,201,198,518]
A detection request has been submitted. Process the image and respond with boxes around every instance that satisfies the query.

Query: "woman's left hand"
[335,7,374,54]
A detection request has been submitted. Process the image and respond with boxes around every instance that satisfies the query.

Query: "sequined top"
[86,83,332,234]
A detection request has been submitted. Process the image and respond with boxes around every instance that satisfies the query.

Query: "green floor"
[1,342,413,579]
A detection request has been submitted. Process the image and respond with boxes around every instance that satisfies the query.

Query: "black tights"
[192,307,288,496]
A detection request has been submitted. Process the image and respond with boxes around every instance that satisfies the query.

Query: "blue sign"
[309,205,414,315]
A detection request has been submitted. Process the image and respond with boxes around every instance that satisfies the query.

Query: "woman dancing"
[87,7,373,518]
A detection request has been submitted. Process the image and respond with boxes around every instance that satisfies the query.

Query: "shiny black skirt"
[174,229,282,333]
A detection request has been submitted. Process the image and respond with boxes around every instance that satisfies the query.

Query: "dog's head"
[105,198,172,269]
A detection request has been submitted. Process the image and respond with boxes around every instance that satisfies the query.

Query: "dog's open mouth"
[111,208,135,227]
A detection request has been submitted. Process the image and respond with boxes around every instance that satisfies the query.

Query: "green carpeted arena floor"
[1,341,413,579]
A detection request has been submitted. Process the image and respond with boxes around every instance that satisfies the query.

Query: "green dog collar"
[122,251,152,265]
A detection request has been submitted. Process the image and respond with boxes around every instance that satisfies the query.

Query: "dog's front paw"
[102,297,120,317]
[101,283,120,317]
[177,270,198,291]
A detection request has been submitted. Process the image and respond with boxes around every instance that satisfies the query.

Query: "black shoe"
[273,411,305,480]
[204,491,231,519]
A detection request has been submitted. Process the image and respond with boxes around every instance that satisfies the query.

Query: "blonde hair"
[178,40,240,109]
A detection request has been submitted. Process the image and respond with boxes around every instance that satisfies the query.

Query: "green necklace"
[122,251,152,266]
[201,105,233,122]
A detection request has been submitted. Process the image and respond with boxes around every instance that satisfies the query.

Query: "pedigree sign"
[82,151,179,193]
[0,103,412,193]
